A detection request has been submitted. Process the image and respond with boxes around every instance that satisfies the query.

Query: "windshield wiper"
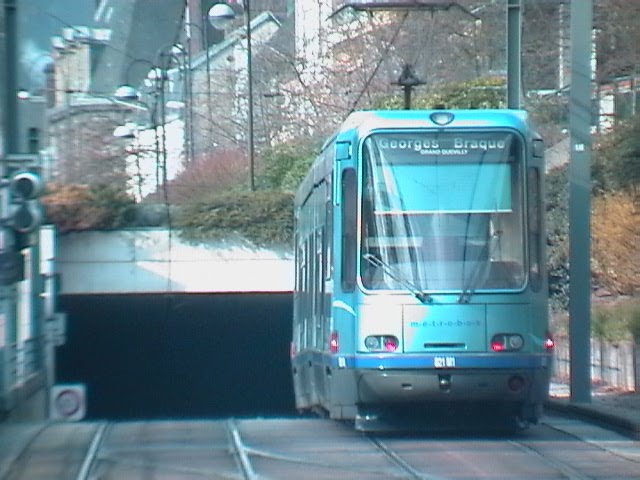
[458,238,494,304]
[363,253,432,304]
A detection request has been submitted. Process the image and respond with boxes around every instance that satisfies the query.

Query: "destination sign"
[368,132,517,164]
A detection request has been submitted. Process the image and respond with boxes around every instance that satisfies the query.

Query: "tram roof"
[338,109,531,137]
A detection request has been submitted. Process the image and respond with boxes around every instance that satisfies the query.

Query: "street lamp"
[208,1,255,191]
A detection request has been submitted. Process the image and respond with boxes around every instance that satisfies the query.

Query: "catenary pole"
[506,0,521,109]
[569,0,593,403]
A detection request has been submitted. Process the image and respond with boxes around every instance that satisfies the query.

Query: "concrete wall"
[57,228,294,294]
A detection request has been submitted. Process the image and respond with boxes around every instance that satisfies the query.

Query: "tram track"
[507,438,595,480]
[2,415,639,478]
[75,422,109,480]
[367,435,444,480]
[227,419,258,480]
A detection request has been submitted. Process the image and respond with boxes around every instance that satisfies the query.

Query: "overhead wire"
[348,11,409,114]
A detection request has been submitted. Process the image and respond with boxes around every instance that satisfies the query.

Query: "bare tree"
[594,0,640,82]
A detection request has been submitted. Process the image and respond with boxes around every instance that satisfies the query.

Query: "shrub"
[628,303,640,343]
[151,149,248,204]
[591,193,639,295]
[175,190,294,245]
[259,141,318,191]
[591,305,626,342]
[546,166,570,310]
[42,183,135,233]
[594,113,640,193]
[591,301,640,343]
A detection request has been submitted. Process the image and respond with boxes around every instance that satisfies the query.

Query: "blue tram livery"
[291,109,553,430]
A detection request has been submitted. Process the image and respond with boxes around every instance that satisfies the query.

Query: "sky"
[17,0,95,89]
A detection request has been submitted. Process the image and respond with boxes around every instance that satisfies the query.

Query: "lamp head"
[113,85,140,101]
[208,3,236,30]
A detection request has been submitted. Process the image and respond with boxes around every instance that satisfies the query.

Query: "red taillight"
[384,336,399,352]
[490,333,524,352]
[329,331,339,354]
[544,331,554,351]
[290,342,297,358]
[364,335,399,352]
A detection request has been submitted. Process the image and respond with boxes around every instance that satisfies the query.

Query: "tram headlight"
[490,333,524,352]
[364,335,399,352]
[364,336,380,350]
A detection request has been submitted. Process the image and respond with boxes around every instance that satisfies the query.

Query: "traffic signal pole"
[1,0,18,416]
[1,0,49,420]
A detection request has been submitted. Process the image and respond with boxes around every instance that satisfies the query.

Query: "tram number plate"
[434,356,456,368]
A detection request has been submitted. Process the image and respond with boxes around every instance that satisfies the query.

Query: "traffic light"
[8,170,44,233]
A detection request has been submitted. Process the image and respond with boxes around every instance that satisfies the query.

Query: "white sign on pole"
[50,383,86,421]
[45,313,67,347]
[0,313,5,348]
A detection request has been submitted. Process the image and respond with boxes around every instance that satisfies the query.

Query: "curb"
[546,399,640,440]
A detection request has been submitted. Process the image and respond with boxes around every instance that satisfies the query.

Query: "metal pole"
[202,17,213,156]
[569,0,593,404]
[1,0,18,416]
[403,87,411,110]
[506,0,521,109]
[3,0,18,154]
[160,73,167,188]
[185,40,195,164]
[245,0,255,191]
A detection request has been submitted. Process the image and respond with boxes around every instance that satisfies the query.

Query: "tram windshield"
[360,131,526,294]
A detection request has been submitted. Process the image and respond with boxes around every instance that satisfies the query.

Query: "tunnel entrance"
[56,293,295,420]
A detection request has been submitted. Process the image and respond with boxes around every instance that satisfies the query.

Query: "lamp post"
[183,22,209,161]
[152,44,188,188]
[168,43,193,166]
[208,1,255,191]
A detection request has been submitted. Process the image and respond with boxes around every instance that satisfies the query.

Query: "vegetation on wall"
[592,193,639,296]
[545,166,570,310]
[593,114,640,194]
[42,184,136,233]
[155,140,318,245]
[259,140,318,191]
[174,189,294,246]
[547,112,640,316]
[591,300,640,342]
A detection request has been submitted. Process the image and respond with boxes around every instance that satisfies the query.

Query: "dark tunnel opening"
[56,293,296,420]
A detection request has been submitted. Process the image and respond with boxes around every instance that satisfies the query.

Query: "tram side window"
[295,238,302,292]
[305,237,314,348]
[325,180,333,281]
[527,167,542,291]
[341,168,357,292]
[300,236,308,350]
[314,228,324,349]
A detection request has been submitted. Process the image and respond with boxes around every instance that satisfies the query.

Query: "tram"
[291,109,553,430]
